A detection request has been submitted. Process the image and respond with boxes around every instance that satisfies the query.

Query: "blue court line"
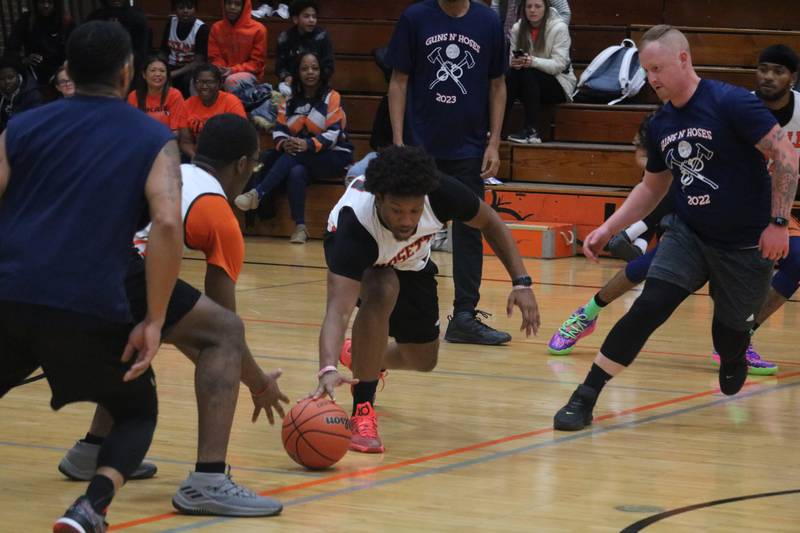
[0,441,316,478]
[155,378,800,532]
[248,352,697,396]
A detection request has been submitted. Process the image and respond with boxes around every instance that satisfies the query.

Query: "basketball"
[281,398,351,469]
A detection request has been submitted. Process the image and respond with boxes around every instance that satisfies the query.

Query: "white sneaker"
[289,224,308,244]
[58,440,157,481]
[172,469,283,517]
[234,189,261,211]
[275,3,290,18]
[251,4,272,18]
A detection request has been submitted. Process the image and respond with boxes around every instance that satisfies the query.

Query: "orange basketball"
[281,398,351,469]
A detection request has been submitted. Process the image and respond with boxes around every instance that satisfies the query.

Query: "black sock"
[593,292,609,308]
[352,380,379,415]
[195,462,226,474]
[85,474,115,515]
[82,432,105,446]
[583,363,613,395]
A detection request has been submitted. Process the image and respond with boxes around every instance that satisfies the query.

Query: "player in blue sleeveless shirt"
[552,26,799,432]
[0,22,183,532]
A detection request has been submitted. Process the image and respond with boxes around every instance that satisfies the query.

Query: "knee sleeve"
[96,373,158,479]
[624,248,657,284]
[601,278,690,366]
[711,319,749,364]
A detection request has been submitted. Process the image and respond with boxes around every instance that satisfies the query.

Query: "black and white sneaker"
[554,384,598,431]
[53,496,107,533]
[507,128,542,144]
[607,231,643,262]
[444,310,512,345]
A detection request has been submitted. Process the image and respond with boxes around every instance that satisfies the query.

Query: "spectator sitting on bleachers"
[52,64,75,98]
[208,0,267,94]
[87,0,149,74]
[0,56,43,132]
[6,0,74,86]
[505,0,576,144]
[235,51,353,244]
[492,0,570,40]
[179,64,246,158]
[128,56,186,133]
[275,0,334,97]
[160,0,209,98]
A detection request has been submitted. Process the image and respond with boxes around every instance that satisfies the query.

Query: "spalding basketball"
[281,398,351,469]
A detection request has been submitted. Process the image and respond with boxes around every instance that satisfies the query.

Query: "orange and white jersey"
[134,164,245,282]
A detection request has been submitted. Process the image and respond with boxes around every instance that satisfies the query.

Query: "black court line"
[182,256,800,302]
[620,488,800,532]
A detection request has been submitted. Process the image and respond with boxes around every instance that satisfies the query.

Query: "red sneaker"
[339,339,387,389]
[339,338,352,368]
[350,402,385,453]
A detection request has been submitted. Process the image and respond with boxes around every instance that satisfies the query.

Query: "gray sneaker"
[172,469,283,517]
[58,440,157,481]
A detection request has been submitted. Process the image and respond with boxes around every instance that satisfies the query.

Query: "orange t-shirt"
[127,87,185,131]
[184,194,244,282]
[180,91,246,137]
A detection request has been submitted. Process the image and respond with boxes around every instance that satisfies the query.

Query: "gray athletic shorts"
[647,214,774,331]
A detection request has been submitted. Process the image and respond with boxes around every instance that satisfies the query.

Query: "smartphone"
[512,49,525,58]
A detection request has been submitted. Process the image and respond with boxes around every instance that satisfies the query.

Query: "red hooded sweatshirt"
[208,0,267,80]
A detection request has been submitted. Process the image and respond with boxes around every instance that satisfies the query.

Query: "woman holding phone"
[505,0,575,144]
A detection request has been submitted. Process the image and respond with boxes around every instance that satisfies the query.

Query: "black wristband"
[511,275,533,287]
[771,216,789,227]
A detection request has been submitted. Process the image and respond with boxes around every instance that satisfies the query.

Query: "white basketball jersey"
[167,16,205,66]
[327,176,445,271]
[784,90,800,153]
[134,164,225,254]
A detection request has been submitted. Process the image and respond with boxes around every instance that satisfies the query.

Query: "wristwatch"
[511,275,533,287]
[771,216,789,227]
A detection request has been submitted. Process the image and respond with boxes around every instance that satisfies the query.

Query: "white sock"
[633,238,648,254]
[624,220,648,241]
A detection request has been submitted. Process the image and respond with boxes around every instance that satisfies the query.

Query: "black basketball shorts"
[389,260,440,344]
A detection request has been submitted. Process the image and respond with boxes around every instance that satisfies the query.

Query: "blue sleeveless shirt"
[0,95,174,322]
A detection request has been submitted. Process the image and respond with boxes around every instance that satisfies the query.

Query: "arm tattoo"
[759,128,800,218]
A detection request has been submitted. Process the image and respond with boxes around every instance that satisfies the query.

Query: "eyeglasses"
[195,79,219,87]
[56,79,74,86]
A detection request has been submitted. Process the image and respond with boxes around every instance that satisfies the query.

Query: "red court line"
[109,370,800,531]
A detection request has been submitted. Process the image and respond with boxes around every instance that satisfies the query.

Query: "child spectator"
[6,0,74,84]
[52,64,75,98]
[505,0,576,144]
[87,0,149,73]
[179,64,246,158]
[160,0,210,97]
[208,0,267,93]
[235,51,352,244]
[128,56,186,132]
[275,0,334,96]
[0,56,43,132]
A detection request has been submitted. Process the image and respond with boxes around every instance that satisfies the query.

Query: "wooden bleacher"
[135,0,800,239]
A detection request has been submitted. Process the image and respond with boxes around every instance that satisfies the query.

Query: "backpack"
[573,39,647,105]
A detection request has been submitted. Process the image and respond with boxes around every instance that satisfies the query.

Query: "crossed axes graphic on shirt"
[427,46,475,95]
[666,145,720,190]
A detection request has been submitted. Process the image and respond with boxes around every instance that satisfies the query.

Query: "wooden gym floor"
[2,237,799,532]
